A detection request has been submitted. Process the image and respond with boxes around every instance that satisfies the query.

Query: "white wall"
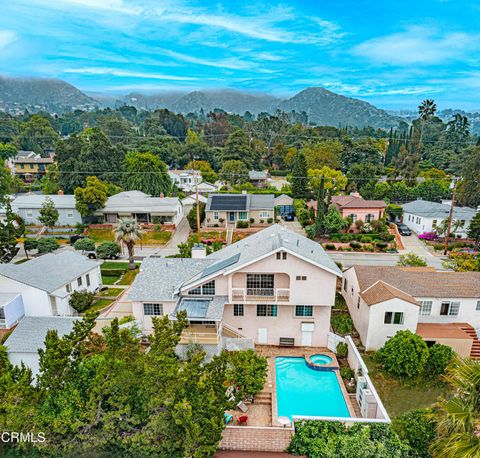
[404,212,470,238]
[0,276,51,316]
[2,294,25,328]
[417,297,480,329]
[132,300,176,333]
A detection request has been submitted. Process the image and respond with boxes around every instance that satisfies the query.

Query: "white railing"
[180,330,219,344]
[231,287,290,302]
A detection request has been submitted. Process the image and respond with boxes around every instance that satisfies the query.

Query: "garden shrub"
[74,237,95,252]
[325,243,336,250]
[340,367,354,380]
[349,241,361,249]
[37,237,60,254]
[69,290,94,313]
[377,330,429,378]
[329,234,340,242]
[236,220,249,228]
[100,268,127,276]
[296,208,311,227]
[331,313,354,335]
[267,217,273,224]
[336,342,348,359]
[96,242,121,259]
[360,235,372,243]
[425,344,454,375]
[249,218,254,224]
[305,224,316,240]
[375,241,388,250]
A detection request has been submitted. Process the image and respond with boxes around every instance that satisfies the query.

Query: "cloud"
[33,0,142,15]
[0,30,16,49]
[63,67,197,81]
[353,27,479,65]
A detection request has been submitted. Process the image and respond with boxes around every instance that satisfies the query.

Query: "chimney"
[159,192,165,198]
[57,189,64,195]
[191,243,207,259]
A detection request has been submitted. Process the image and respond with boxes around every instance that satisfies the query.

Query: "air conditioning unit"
[356,376,367,398]
[359,388,377,418]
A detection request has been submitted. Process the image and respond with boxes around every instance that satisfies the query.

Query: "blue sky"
[1,0,480,109]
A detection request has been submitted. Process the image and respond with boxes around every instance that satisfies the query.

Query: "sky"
[1,0,480,110]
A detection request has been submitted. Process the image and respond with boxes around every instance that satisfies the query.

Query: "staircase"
[254,390,272,406]
[460,324,480,359]
[222,322,246,339]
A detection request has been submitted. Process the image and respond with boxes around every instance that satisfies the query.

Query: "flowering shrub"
[419,232,437,241]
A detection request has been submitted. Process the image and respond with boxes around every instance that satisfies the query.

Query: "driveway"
[279,219,306,236]
[398,232,447,269]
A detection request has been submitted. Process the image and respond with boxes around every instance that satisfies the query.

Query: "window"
[432,219,437,228]
[260,211,270,218]
[20,163,25,169]
[419,300,432,316]
[66,283,72,293]
[282,252,287,260]
[234,304,244,316]
[350,286,354,298]
[67,210,74,218]
[77,277,82,287]
[276,252,287,260]
[349,213,357,223]
[295,305,313,317]
[384,312,404,324]
[343,278,347,291]
[144,303,163,316]
[26,210,33,218]
[238,211,248,220]
[365,214,374,223]
[86,274,90,287]
[357,296,361,309]
[256,304,277,317]
[188,280,216,296]
[29,164,34,169]
[247,274,274,296]
[213,211,219,220]
[440,301,460,316]
[476,301,480,312]
[296,275,307,281]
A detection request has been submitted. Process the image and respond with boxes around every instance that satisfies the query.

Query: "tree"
[397,252,427,267]
[73,237,95,252]
[123,151,173,196]
[291,151,308,199]
[218,160,249,187]
[442,251,479,272]
[0,162,13,196]
[68,290,94,313]
[303,140,343,170]
[315,175,326,237]
[14,114,59,154]
[74,176,108,217]
[220,129,258,168]
[96,242,121,259]
[342,138,384,170]
[37,237,59,254]
[0,142,17,160]
[323,205,347,234]
[0,198,20,263]
[308,166,348,195]
[187,203,205,231]
[431,357,480,458]
[186,160,217,183]
[377,330,429,378]
[467,212,480,249]
[42,163,60,194]
[346,163,382,197]
[38,197,59,228]
[114,218,142,270]
[457,146,480,207]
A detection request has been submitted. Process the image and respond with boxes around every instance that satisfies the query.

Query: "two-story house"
[342,266,480,358]
[0,251,102,325]
[10,151,54,182]
[127,225,342,357]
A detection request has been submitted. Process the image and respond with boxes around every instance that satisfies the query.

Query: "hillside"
[279,87,401,129]
[0,76,98,114]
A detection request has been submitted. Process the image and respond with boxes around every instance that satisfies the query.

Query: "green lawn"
[101,274,121,285]
[141,231,171,244]
[362,353,451,418]
[100,261,140,270]
[86,229,114,243]
[98,288,124,297]
[118,269,139,285]
[86,298,115,313]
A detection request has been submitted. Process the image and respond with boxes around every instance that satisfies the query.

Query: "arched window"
[365,214,375,223]
[349,213,357,223]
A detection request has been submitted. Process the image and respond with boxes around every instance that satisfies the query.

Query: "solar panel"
[178,299,210,318]
[200,253,240,278]
[210,195,247,211]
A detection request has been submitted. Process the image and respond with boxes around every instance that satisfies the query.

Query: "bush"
[325,243,336,250]
[425,344,454,375]
[375,241,388,250]
[96,242,121,259]
[249,218,254,224]
[74,237,95,252]
[331,313,353,335]
[305,224,316,240]
[340,367,354,380]
[336,342,348,359]
[349,241,361,249]
[267,217,273,224]
[392,409,436,458]
[24,239,38,252]
[236,220,249,228]
[360,235,372,243]
[37,237,60,254]
[69,290,94,313]
[377,330,429,378]
[418,232,437,241]
[397,252,427,267]
[296,208,311,227]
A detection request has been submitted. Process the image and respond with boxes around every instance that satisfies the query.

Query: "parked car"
[69,234,85,245]
[84,250,120,260]
[396,223,412,236]
[281,213,295,222]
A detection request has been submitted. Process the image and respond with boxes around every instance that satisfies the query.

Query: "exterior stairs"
[460,324,480,359]
[254,391,272,406]
[222,322,246,339]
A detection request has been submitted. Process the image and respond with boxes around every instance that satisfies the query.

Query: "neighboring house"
[205,193,275,226]
[126,224,342,359]
[181,194,208,215]
[274,194,294,217]
[249,170,269,188]
[308,193,386,223]
[168,169,201,192]
[402,199,477,238]
[96,191,184,225]
[4,316,79,377]
[9,151,54,182]
[342,265,480,358]
[0,251,102,317]
[11,193,82,226]
[0,293,24,329]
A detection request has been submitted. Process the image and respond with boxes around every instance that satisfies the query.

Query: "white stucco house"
[342,266,480,358]
[0,251,102,318]
[402,199,477,238]
[4,316,79,377]
[126,224,342,358]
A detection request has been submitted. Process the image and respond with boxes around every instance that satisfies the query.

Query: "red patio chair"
[237,415,248,425]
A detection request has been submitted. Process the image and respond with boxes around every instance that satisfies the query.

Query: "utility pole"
[443,177,458,256]
[195,170,201,239]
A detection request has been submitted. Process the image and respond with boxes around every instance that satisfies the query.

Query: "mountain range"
[0,76,403,129]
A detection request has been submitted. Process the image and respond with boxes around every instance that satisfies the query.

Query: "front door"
[258,328,268,344]
[301,322,314,346]
[229,212,235,222]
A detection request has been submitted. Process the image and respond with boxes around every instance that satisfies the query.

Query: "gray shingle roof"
[4,316,79,353]
[126,257,216,302]
[12,194,76,209]
[99,191,181,214]
[0,251,100,293]
[249,170,268,180]
[173,296,227,321]
[402,199,476,220]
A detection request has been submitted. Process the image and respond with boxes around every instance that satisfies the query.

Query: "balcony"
[231,287,290,303]
[179,325,219,345]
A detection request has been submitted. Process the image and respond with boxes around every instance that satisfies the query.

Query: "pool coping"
[267,349,356,425]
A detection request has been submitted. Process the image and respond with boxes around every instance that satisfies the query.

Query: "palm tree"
[430,357,480,458]
[113,218,142,270]
[417,99,437,152]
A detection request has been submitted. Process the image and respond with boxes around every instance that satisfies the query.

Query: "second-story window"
[440,301,460,316]
[476,300,480,311]
[384,312,404,325]
[144,303,163,316]
[296,276,307,281]
[295,305,313,317]
[66,283,72,293]
[257,304,277,317]
[77,277,82,287]
[86,274,90,287]
[188,280,216,296]
[233,304,244,316]
[419,301,432,316]
[247,274,274,296]
[276,252,287,260]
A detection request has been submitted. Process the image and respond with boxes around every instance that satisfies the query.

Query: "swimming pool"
[275,356,350,419]
[310,354,333,365]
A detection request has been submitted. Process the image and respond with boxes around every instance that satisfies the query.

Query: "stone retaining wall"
[219,426,293,452]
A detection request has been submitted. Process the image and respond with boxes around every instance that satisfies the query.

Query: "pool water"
[310,354,333,365]
[275,356,350,419]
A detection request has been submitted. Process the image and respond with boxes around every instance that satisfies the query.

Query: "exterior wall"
[205,209,274,226]
[249,209,273,223]
[8,352,40,377]
[421,336,472,357]
[403,212,471,238]
[223,303,331,346]
[339,207,384,222]
[417,297,480,329]
[219,426,293,452]
[13,206,82,226]
[274,195,294,207]
[0,277,51,316]
[1,294,25,328]
[132,300,176,333]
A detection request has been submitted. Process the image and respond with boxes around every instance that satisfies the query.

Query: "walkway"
[279,220,305,236]
[399,232,447,269]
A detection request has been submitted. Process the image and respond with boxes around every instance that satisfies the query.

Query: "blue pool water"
[275,357,350,419]
[310,354,333,365]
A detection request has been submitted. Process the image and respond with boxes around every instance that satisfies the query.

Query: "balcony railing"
[231,287,290,302]
[179,330,219,345]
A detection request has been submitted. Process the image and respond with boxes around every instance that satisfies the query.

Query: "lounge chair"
[236,400,248,412]
[224,413,233,426]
